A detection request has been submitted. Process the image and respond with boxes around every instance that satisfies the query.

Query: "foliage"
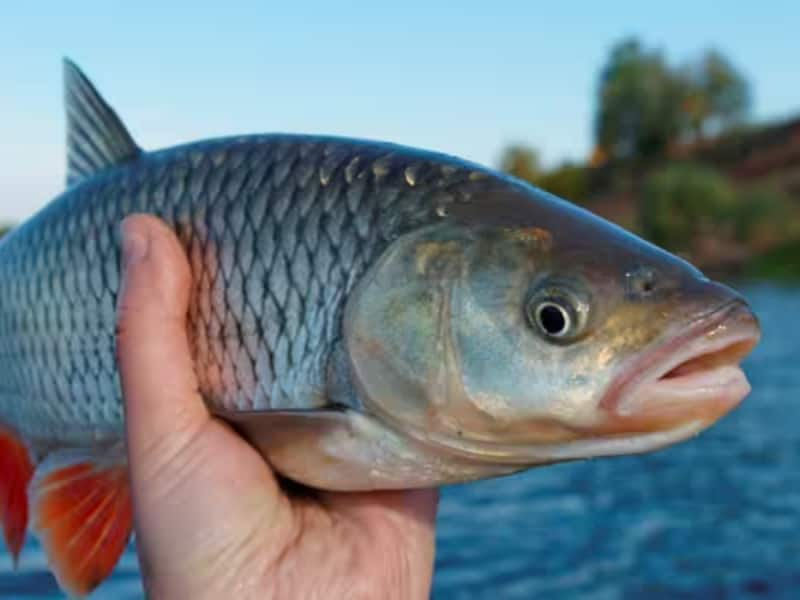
[499,145,541,183]
[495,37,789,279]
[536,163,587,202]
[732,185,793,245]
[745,239,800,280]
[0,225,12,239]
[640,165,794,259]
[680,50,750,141]
[595,39,685,162]
[640,163,737,250]
[595,39,751,161]
[498,145,588,203]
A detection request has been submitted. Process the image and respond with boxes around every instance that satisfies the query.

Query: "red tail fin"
[30,449,132,597]
[0,428,34,563]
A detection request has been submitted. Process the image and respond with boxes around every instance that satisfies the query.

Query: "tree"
[498,145,541,183]
[595,38,685,162]
[680,49,750,140]
[594,40,751,161]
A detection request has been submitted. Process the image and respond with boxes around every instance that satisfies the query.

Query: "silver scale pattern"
[0,134,484,446]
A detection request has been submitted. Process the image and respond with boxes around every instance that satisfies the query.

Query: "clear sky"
[0,1,797,222]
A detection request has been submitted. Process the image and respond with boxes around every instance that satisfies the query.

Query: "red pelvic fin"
[0,428,34,563]
[30,449,132,597]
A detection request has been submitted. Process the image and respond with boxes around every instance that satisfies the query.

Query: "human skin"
[115,215,439,600]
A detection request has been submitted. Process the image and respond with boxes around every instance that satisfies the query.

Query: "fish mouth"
[353,299,759,469]
[390,300,760,467]
[597,300,760,434]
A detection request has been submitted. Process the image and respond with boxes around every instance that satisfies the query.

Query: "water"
[1,283,797,599]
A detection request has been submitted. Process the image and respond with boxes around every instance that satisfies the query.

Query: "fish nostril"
[625,265,659,299]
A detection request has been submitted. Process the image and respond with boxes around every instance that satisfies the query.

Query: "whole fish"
[0,60,759,596]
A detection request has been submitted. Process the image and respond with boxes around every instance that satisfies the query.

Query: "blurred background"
[0,2,798,598]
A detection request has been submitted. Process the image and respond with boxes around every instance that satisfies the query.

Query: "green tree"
[498,144,541,183]
[0,225,12,239]
[595,38,685,162]
[681,49,750,140]
[595,40,751,161]
[640,163,736,250]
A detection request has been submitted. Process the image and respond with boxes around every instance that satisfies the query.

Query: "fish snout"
[597,298,760,435]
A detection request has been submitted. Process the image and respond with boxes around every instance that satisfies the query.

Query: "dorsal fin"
[64,59,141,187]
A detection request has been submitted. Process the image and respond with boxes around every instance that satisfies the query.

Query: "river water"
[0,283,797,599]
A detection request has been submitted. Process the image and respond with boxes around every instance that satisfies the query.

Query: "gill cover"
[345,221,580,449]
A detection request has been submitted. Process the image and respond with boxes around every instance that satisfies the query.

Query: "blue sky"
[0,1,797,222]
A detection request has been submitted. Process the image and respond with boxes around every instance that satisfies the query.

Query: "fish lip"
[599,300,761,421]
[356,301,759,468]
[359,300,760,467]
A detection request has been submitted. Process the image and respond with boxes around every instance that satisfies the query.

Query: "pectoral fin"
[216,407,521,491]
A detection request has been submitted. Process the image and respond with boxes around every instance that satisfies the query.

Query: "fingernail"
[121,221,149,267]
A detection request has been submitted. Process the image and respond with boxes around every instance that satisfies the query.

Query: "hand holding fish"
[117,215,439,600]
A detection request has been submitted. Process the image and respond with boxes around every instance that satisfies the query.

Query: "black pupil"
[539,304,567,335]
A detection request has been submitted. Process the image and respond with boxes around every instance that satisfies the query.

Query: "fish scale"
[0,131,472,445]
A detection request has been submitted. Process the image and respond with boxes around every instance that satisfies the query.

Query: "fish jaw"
[350,299,761,468]
[596,300,760,435]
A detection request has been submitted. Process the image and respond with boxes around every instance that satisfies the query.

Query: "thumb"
[115,216,292,597]
[116,215,209,475]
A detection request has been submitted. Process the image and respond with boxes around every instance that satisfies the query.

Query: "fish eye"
[525,285,587,342]
[535,301,571,337]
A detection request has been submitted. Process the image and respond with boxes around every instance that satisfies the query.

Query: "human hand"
[116,215,439,599]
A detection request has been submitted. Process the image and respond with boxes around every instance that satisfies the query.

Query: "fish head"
[345,181,760,465]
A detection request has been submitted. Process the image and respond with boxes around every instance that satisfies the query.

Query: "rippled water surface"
[1,283,798,599]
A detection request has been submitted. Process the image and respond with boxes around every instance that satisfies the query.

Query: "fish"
[0,59,760,596]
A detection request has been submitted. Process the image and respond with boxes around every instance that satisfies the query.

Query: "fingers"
[115,216,294,597]
[116,215,208,468]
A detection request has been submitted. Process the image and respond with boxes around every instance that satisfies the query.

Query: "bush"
[640,163,736,250]
[537,163,588,203]
[733,185,793,245]
[498,145,588,204]
[745,239,800,280]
